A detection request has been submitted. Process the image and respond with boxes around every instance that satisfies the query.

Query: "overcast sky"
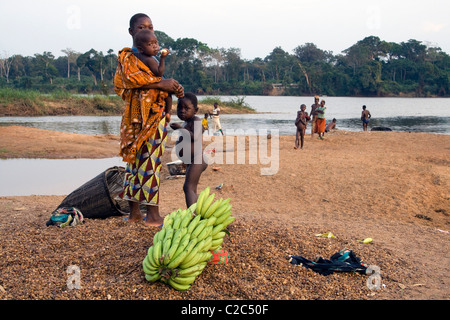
[1,0,449,60]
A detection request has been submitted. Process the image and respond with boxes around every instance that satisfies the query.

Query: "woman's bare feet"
[144,205,164,227]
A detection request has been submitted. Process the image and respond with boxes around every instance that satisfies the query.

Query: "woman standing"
[114,13,184,226]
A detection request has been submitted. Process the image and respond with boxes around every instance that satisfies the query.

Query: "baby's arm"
[145,56,163,77]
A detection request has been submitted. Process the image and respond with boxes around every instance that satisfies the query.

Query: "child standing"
[170,93,208,208]
[361,105,371,131]
[202,113,209,135]
[295,104,310,149]
[133,29,172,120]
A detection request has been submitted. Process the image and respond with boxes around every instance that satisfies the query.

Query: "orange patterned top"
[114,48,168,164]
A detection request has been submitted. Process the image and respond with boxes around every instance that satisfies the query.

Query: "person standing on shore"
[316,99,326,140]
[310,96,320,138]
[114,13,184,227]
[294,104,310,149]
[211,102,224,135]
[361,105,371,131]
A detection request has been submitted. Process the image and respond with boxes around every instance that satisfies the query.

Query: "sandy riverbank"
[0,125,449,300]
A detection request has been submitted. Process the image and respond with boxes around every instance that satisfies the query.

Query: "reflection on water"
[0,157,124,196]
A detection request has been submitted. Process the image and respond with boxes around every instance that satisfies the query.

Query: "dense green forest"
[1,33,449,97]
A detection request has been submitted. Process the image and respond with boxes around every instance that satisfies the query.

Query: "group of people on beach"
[294,96,371,149]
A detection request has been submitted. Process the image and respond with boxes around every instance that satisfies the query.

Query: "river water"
[1,96,449,135]
[0,96,448,196]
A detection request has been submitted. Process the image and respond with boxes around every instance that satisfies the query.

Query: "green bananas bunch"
[143,203,213,291]
[143,187,235,291]
[195,186,235,251]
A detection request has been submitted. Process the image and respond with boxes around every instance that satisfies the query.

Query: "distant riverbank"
[0,88,256,117]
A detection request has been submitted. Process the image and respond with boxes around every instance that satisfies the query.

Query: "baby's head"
[134,29,159,57]
[300,104,306,111]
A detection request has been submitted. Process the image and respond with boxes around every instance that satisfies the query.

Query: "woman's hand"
[139,79,184,97]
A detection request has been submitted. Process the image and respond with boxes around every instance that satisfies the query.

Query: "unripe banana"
[211,223,225,236]
[162,228,174,258]
[171,275,197,285]
[197,225,213,242]
[211,202,231,219]
[187,214,201,234]
[168,278,191,291]
[190,220,207,239]
[179,210,192,228]
[182,238,207,266]
[172,233,190,260]
[188,202,197,214]
[167,248,190,269]
[211,237,224,248]
[163,227,174,242]
[214,210,231,225]
[199,251,213,263]
[197,187,210,212]
[203,198,222,218]
[145,272,162,283]
[143,255,159,274]
[212,231,226,240]
[200,193,215,217]
[146,246,159,268]
[179,251,203,269]
[209,244,221,251]
[185,237,200,253]
[175,262,207,277]
[153,228,165,244]
[172,210,185,229]
[152,240,163,265]
[205,216,217,227]
[163,217,173,228]
[164,228,183,265]
[222,216,235,228]
[221,197,231,207]
[202,235,213,251]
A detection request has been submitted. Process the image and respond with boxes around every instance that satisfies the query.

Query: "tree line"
[0,34,449,97]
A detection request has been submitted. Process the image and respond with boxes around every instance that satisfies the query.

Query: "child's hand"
[170,123,181,130]
[160,48,170,58]
[165,113,171,123]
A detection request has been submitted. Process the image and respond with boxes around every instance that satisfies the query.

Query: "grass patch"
[0,88,124,116]
[199,96,255,112]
